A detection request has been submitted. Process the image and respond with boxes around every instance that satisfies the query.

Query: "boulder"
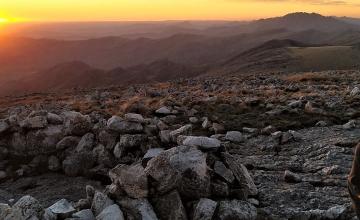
[107,116,143,133]
[92,191,114,216]
[124,113,145,123]
[222,153,258,196]
[217,200,257,220]
[96,204,124,220]
[182,136,221,150]
[145,145,210,198]
[225,131,245,143]
[76,133,95,152]
[20,115,48,129]
[118,198,158,220]
[109,163,148,198]
[192,198,217,220]
[7,195,43,220]
[118,134,144,149]
[142,148,165,166]
[214,161,235,183]
[46,198,76,219]
[169,124,192,142]
[72,209,95,220]
[63,111,92,136]
[47,113,63,125]
[152,190,187,220]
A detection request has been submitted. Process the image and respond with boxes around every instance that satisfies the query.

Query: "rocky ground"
[1,70,360,219]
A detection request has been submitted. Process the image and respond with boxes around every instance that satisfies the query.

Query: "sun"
[0,18,8,23]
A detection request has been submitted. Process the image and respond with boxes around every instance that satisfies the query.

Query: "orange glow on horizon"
[0,0,359,22]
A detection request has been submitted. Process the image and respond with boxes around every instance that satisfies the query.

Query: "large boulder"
[144,145,210,198]
[109,163,148,198]
[222,153,258,196]
[152,190,187,220]
[118,198,158,220]
[6,195,43,220]
[20,115,48,129]
[63,111,92,136]
[107,116,143,133]
[182,136,221,150]
[76,133,95,152]
[217,200,257,220]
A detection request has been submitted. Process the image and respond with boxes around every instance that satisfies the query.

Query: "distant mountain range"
[1,12,360,96]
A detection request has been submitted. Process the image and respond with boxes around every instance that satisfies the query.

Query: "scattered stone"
[315,120,328,127]
[47,113,63,125]
[63,111,92,136]
[202,118,211,129]
[107,116,143,133]
[189,117,199,123]
[118,134,144,149]
[142,148,165,166]
[56,136,80,150]
[242,127,258,134]
[76,133,95,152]
[182,136,221,150]
[20,115,48,129]
[124,113,145,123]
[169,124,192,142]
[225,131,245,143]
[350,86,360,96]
[72,209,95,220]
[8,195,43,220]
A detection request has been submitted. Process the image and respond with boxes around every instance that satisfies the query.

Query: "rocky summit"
[0,70,360,219]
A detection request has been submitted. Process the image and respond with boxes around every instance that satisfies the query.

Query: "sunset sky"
[0,0,360,22]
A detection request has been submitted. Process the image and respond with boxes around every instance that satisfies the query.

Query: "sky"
[0,0,360,22]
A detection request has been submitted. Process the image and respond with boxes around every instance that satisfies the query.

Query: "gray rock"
[142,148,165,166]
[8,195,43,220]
[20,115,48,129]
[118,134,144,149]
[98,130,118,150]
[107,116,143,133]
[212,123,225,134]
[182,136,221,150]
[225,131,245,143]
[152,190,187,220]
[72,209,95,220]
[113,142,124,159]
[217,200,257,220]
[202,118,212,129]
[155,107,171,115]
[62,152,95,176]
[192,198,217,220]
[109,163,148,198]
[159,130,171,143]
[0,203,11,219]
[92,191,114,216]
[189,117,199,123]
[145,145,210,197]
[76,133,95,152]
[222,153,258,196]
[63,111,92,136]
[169,124,192,142]
[96,204,124,220]
[47,198,76,219]
[118,198,158,220]
[214,161,235,183]
[124,113,145,123]
[47,113,63,125]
